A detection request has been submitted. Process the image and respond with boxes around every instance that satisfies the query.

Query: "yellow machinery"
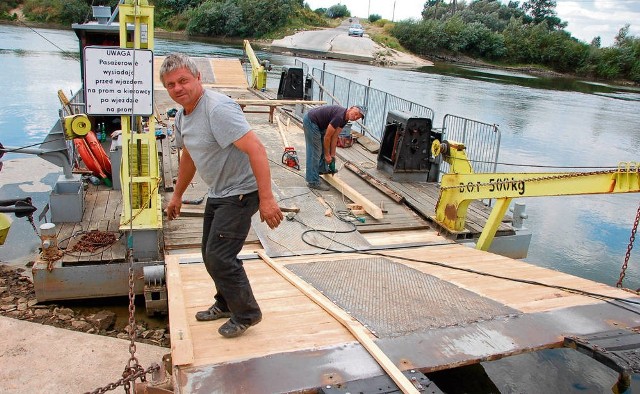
[243,39,268,90]
[433,140,640,251]
[0,213,10,245]
[118,0,162,234]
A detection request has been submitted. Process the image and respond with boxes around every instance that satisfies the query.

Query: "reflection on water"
[419,62,640,97]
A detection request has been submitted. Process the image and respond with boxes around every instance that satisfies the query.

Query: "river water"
[1,24,640,292]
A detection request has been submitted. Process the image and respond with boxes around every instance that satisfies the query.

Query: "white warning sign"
[84,47,153,115]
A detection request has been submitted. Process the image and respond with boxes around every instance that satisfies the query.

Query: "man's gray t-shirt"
[174,89,257,198]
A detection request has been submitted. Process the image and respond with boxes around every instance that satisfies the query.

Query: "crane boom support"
[434,141,640,250]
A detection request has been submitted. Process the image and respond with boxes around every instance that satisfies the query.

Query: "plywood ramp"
[206,58,248,88]
[167,242,640,393]
[154,56,247,90]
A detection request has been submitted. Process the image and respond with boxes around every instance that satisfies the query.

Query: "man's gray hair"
[159,53,199,84]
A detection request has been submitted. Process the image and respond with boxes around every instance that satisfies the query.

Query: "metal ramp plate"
[286,257,518,338]
[252,191,371,257]
[320,369,443,394]
[193,57,216,84]
[564,328,640,376]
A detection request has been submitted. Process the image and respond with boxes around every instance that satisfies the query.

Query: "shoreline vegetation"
[2,1,638,87]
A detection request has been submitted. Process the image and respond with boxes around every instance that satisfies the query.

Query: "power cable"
[17,20,79,60]
[448,154,624,170]
[293,222,640,311]
[0,137,67,153]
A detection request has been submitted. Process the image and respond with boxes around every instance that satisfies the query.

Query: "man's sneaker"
[195,304,231,321]
[218,317,262,338]
[308,182,330,191]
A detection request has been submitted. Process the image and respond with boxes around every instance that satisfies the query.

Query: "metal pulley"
[63,114,91,139]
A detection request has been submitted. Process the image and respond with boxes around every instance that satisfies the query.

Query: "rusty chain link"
[120,178,161,227]
[616,203,640,288]
[126,247,140,380]
[84,363,159,394]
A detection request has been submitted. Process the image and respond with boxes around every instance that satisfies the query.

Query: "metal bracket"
[319,369,443,393]
[564,328,640,392]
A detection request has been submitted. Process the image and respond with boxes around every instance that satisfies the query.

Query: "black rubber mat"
[286,256,519,337]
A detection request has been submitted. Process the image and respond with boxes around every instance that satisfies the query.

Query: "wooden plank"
[257,250,419,394]
[159,136,174,191]
[235,99,326,106]
[210,58,247,88]
[321,174,384,219]
[352,131,380,153]
[166,256,195,366]
[344,161,404,203]
[274,114,289,147]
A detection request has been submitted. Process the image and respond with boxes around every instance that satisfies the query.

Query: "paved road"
[270,19,378,62]
[0,316,166,393]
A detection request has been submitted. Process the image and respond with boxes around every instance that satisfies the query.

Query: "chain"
[83,245,151,394]
[84,363,160,394]
[120,178,161,227]
[439,169,618,191]
[26,213,40,237]
[126,246,141,389]
[617,203,640,288]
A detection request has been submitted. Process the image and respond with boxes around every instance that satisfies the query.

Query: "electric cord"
[292,225,640,311]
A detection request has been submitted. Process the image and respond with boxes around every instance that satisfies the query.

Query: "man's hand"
[324,153,333,164]
[259,197,283,229]
[164,195,182,221]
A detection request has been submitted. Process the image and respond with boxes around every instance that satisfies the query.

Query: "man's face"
[347,107,363,121]
[162,66,202,108]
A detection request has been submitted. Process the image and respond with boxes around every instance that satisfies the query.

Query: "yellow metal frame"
[118,1,162,231]
[243,40,267,90]
[434,141,640,251]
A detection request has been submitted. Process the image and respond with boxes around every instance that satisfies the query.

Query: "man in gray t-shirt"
[161,53,283,338]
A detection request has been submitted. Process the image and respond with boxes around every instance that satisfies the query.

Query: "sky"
[304,0,640,47]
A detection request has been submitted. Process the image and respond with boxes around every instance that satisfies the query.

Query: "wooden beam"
[235,99,326,106]
[256,250,419,394]
[344,161,404,203]
[275,114,289,148]
[166,258,194,366]
[321,174,384,219]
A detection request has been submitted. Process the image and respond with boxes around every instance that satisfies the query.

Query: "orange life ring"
[85,131,112,175]
[73,138,107,179]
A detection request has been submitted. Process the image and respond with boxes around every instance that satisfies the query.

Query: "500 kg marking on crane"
[458,177,526,195]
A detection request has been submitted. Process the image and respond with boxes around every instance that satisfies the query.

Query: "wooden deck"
[34,56,640,392]
[156,58,640,393]
[167,233,640,393]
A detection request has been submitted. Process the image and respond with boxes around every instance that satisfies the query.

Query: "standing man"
[161,53,283,338]
[303,105,365,190]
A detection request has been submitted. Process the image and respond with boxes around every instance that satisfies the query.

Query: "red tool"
[281,147,300,170]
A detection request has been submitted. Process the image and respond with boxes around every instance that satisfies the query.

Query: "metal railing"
[293,59,501,176]
[441,114,500,175]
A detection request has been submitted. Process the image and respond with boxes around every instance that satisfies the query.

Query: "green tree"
[326,4,349,18]
[422,0,449,20]
[23,0,90,24]
[186,0,243,36]
[522,0,565,30]
[369,13,381,23]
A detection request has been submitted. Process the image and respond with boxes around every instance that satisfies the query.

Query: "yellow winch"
[63,114,91,139]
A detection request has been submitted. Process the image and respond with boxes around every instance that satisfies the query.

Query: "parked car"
[348,24,364,37]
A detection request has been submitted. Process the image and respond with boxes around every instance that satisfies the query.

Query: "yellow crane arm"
[243,40,267,90]
[434,141,640,250]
